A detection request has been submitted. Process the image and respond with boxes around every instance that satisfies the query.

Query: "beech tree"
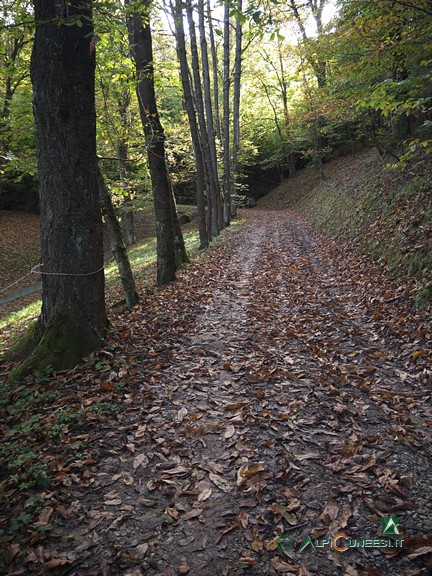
[222,0,230,224]
[231,0,243,209]
[185,0,220,238]
[171,0,209,249]
[126,0,187,284]
[8,0,107,376]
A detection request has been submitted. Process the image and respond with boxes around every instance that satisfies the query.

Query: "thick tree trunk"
[8,0,107,376]
[171,0,208,249]
[126,0,177,285]
[185,0,219,238]
[231,0,243,218]
[222,0,231,226]
[98,167,138,308]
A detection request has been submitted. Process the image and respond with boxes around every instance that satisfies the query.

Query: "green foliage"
[0,1,36,184]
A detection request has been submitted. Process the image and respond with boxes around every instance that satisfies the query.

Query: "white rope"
[0,271,34,295]
[0,263,105,296]
[31,263,105,277]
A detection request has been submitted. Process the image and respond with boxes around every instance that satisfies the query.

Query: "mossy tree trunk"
[7,0,107,376]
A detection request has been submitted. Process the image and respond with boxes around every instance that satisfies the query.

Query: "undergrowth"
[280,149,432,308]
[0,364,122,558]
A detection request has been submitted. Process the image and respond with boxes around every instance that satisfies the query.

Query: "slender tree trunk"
[170,186,190,264]
[222,0,231,226]
[198,0,221,230]
[117,91,135,247]
[126,0,177,285]
[98,167,138,308]
[278,51,296,178]
[231,0,243,218]
[171,0,208,249]
[207,0,222,143]
[117,138,135,247]
[9,0,107,375]
[185,0,219,238]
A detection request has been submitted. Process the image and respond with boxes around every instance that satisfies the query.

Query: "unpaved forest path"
[11,205,432,576]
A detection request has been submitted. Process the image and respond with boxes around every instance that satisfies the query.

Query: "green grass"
[1,219,244,352]
[278,149,432,308]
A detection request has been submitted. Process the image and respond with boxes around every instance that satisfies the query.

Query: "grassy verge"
[277,149,432,308]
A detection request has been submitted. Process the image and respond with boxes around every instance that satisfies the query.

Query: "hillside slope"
[263,149,432,309]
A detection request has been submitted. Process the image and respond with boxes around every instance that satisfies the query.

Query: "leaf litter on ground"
[0,190,431,575]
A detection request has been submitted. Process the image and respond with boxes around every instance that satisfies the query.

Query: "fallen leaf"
[197,487,212,502]
[133,453,149,470]
[177,407,188,423]
[104,498,123,506]
[319,498,339,523]
[224,424,236,439]
[209,472,232,492]
[271,556,297,573]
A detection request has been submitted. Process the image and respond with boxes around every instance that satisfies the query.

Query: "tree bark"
[231,0,243,217]
[11,0,107,375]
[126,0,177,285]
[117,96,135,247]
[185,0,219,238]
[198,0,222,229]
[207,0,222,143]
[98,167,138,308]
[171,0,208,249]
[222,0,231,226]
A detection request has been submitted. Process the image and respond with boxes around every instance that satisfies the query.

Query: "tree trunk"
[171,0,208,249]
[185,0,219,238]
[98,167,138,308]
[117,116,135,247]
[170,186,190,264]
[207,0,222,143]
[222,0,231,226]
[198,0,222,230]
[231,0,243,218]
[8,0,107,376]
[126,0,177,285]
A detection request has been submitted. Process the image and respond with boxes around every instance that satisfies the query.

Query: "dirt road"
[6,206,432,575]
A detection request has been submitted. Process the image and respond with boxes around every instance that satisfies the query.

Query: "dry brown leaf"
[43,558,73,569]
[135,543,149,559]
[135,424,147,438]
[251,528,264,552]
[138,496,156,507]
[294,452,321,461]
[104,498,122,506]
[197,487,212,502]
[271,556,297,574]
[238,511,249,529]
[162,466,190,476]
[224,424,236,439]
[319,498,339,523]
[178,560,190,574]
[177,407,188,423]
[133,453,149,470]
[182,508,203,521]
[367,568,383,576]
[38,506,53,525]
[209,472,232,492]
